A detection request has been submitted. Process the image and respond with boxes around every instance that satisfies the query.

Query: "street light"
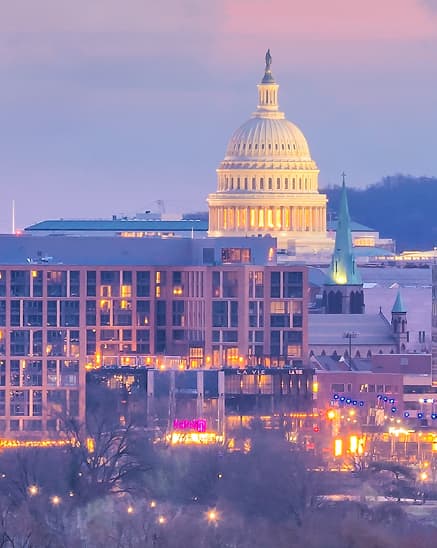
[28,485,39,496]
[343,331,359,360]
[50,495,61,506]
[206,509,219,524]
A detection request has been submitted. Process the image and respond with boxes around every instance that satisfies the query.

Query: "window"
[87,330,96,354]
[155,329,166,353]
[137,271,150,297]
[270,331,281,356]
[24,301,42,326]
[331,383,345,392]
[230,301,238,327]
[270,272,281,298]
[47,360,57,386]
[11,271,30,297]
[86,300,96,325]
[23,360,42,386]
[10,390,30,416]
[172,301,185,326]
[223,331,238,343]
[136,330,150,353]
[202,248,215,265]
[10,301,21,326]
[284,271,303,298]
[69,390,79,417]
[48,390,66,416]
[87,271,96,297]
[100,271,120,297]
[69,271,80,297]
[61,360,79,386]
[47,301,57,326]
[60,301,79,327]
[0,272,6,297]
[33,390,43,416]
[212,301,228,327]
[10,331,30,356]
[47,271,67,297]
[249,271,264,298]
[33,331,43,356]
[137,300,150,326]
[114,300,132,326]
[156,301,166,326]
[212,271,221,297]
[223,271,239,298]
[32,271,43,297]
[47,330,67,357]
[221,248,251,264]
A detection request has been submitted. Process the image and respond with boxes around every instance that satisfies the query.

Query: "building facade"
[0,235,308,438]
[207,51,330,255]
[89,366,314,446]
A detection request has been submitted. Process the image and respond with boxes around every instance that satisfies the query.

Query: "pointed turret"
[391,290,408,352]
[323,174,364,314]
[392,290,407,314]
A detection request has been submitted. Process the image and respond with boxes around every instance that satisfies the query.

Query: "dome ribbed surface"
[224,117,312,162]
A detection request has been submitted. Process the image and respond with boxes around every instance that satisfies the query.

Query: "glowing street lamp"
[206,509,219,524]
[50,495,61,506]
[28,485,39,496]
[127,505,134,514]
[149,500,157,508]
[420,471,428,482]
[157,515,166,525]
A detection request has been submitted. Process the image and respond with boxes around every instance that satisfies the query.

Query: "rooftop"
[0,234,276,266]
[309,313,395,346]
[25,219,209,233]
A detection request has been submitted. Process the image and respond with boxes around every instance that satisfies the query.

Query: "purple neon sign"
[173,419,207,432]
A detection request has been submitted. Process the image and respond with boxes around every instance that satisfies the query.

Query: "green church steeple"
[327,174,362,286]
[391,290,407,314]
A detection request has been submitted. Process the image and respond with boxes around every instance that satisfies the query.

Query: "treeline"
[324,175,437,252]
[1,385,437,547]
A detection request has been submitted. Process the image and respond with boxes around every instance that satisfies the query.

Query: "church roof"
[309,314,395,346]
[392,290,407,313]
[326,177,362,286]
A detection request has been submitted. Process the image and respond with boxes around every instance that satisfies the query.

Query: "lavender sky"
[1,0,437,232]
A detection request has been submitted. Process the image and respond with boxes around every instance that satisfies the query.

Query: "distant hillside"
[323,175,437,252]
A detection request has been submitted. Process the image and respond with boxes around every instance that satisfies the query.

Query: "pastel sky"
[1,0,437,232]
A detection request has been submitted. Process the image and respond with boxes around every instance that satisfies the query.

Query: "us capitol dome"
[207,50,331,255]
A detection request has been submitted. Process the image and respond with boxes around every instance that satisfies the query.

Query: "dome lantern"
[256,49,280,115]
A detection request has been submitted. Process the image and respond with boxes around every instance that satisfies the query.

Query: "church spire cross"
[341,172,346,186]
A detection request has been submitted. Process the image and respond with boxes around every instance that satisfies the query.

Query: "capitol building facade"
[208,52,332,255]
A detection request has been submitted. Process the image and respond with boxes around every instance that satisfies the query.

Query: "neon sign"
[173,419,207,432]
